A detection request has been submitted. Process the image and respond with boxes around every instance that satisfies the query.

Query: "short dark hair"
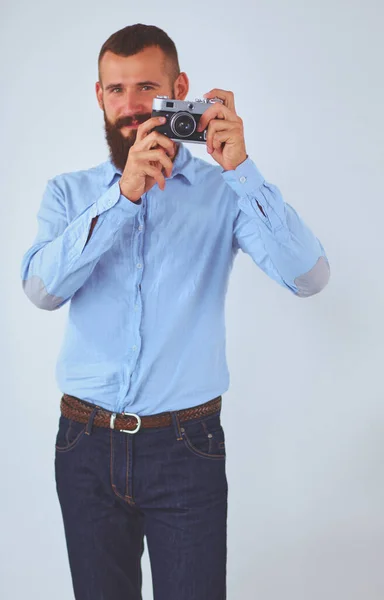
[98,24,180,87]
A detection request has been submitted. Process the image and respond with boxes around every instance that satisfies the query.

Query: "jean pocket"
[180,414,226,460]
[55,415,86,453]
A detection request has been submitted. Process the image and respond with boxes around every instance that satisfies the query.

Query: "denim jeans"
[54,399,228,600]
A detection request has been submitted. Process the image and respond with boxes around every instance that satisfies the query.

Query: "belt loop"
[171,411,183,441]
[85,406,99,436]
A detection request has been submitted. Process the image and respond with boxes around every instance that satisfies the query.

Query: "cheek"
[104,95,124,116]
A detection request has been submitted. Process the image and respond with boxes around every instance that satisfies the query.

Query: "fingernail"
[160,117,166,123]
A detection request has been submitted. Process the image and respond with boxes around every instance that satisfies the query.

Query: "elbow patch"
[23,276,64,310]
[294,256,330,298]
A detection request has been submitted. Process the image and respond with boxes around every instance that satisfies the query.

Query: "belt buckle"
[110,412,141,434]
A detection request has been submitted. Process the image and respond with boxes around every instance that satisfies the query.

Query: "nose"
[122,89,145,115]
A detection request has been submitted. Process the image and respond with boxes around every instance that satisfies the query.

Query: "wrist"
[119,181,141,204]
[224,153,248,171]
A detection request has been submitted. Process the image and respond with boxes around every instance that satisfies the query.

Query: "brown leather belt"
[61,393,222,434]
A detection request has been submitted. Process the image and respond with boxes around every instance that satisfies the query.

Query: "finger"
[146,151,173,179]
[136,116,167,143]
[206,120,238,152]
[211,129,234,151]
[203,89,236,112]
[144,164,167,191]
[138,149,174,178]
[197,103,235,133]
[205,118,229,148]
[138,131,176,156]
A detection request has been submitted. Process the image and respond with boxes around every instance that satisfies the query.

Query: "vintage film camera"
[151,95,224,144]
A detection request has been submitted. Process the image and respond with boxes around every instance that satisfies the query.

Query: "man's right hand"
[119,116,177,203]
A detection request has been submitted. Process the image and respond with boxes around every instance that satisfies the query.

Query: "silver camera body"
[151,95,224,144]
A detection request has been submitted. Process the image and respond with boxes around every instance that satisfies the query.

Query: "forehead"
[100,47,168,84]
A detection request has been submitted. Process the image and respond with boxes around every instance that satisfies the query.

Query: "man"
[21,23,330,600]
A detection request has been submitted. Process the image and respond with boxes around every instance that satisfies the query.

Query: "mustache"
[115,113,152,129]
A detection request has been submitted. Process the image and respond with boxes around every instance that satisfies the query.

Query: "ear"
[95,81,104,110]
[174,72,189,101]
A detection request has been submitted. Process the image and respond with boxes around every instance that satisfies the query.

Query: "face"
[96,46,189,172]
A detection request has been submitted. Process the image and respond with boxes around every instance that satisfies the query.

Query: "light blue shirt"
[21,142,330,415]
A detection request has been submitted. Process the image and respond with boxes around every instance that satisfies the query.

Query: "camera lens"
[170,112,196,138]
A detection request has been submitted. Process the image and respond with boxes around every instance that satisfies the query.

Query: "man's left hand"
[196,88,248,171]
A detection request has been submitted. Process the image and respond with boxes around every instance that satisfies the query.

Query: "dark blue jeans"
[55,399,228,600]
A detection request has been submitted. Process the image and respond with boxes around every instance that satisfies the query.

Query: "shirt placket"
[120,194,147,411]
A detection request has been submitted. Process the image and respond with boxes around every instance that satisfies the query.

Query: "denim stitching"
[172,411,183,441]
[201,420,213,453]
[125,435,134,503]
[181,429,226,461]
[110,430,135,505]
[56,420,86,453]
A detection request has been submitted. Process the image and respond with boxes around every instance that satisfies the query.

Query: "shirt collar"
[103,142,196,187]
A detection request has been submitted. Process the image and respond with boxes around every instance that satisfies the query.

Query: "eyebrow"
[105,81,162,91]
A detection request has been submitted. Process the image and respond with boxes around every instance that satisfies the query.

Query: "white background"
[1,0,383,598]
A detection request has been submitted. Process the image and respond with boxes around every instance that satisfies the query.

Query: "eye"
[142,86,154,91]
[112,87,122,93]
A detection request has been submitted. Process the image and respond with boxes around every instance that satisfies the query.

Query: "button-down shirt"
[21,142,330,415]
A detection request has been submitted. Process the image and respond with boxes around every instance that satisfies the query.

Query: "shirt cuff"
[221,156,265,197]
[95,180,142,221]
[222,157,289,235]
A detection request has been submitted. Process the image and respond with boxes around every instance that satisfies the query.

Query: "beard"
[103,111,152,173]
[103,88,176,173]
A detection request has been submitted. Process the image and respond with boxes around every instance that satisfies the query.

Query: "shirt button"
[239,176,247,184]
[132,345,137,351]
[137,263,142,269]
[134,304,139,311]
[138,225,143,231]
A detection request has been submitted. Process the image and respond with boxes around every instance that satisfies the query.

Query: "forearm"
[226,158,330,296]
[21,180,140,310]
